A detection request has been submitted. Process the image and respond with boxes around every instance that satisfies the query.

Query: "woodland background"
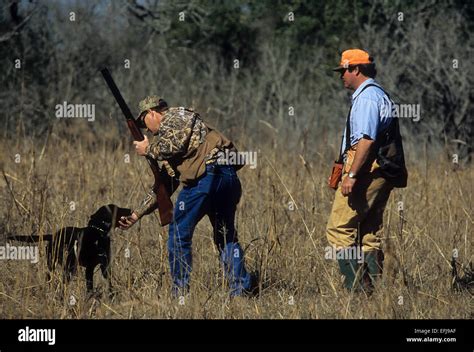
[0,0,472,318]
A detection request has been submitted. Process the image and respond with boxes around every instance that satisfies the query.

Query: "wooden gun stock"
[100,67,177,226]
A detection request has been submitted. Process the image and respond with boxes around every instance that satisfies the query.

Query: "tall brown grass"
[0,121,471,319]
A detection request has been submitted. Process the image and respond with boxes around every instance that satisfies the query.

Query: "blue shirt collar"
[351,78,376,101]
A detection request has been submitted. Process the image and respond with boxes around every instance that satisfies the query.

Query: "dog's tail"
[7,234,52,242]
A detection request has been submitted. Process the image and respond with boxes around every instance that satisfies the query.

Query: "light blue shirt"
[341,78,394,155]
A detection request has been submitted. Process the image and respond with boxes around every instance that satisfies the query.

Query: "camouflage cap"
[137,95,162,119]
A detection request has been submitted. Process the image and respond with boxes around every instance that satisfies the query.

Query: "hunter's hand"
[118,212,139,230]
[133,135,149,156]
[341,176,356,197]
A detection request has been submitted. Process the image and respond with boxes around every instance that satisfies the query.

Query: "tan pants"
[326,150,393,252]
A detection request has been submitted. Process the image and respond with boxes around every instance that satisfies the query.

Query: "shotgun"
[100,67,177,226]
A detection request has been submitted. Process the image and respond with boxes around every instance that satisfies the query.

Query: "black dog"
[7,204,131,295]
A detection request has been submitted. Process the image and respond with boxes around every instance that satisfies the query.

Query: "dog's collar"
[88,224,108,234]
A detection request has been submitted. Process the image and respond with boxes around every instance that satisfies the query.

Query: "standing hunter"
[118,96,258,297]
[327,49,408,292]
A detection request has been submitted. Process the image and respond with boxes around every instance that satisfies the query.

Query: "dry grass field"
[0,121,471,319]
[1,0,472,325]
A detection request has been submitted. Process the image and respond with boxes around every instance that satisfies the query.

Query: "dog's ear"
[89,204,131,229]
[89,205,108,223]
[113,207,132,228]
[88,204,117,227]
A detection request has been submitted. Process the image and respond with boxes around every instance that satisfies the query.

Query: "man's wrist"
[132,209,144,220]
[348,171,357,179]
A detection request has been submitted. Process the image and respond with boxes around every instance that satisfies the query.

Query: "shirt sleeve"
[133,188,158,219]
[351,97,380,143]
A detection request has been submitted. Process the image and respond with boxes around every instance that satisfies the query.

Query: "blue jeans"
[168,164,251,296]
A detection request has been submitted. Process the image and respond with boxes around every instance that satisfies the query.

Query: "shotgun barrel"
[100,67,176,226]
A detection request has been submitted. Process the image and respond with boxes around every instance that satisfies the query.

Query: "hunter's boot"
[338,258,364,291]
[363,250,384,292]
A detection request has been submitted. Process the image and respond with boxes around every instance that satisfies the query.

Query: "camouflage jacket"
[133,107,226,218]
[144,107,207,164]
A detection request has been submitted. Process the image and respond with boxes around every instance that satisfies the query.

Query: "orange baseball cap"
[333,49,373,71]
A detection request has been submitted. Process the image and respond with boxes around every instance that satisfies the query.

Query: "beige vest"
[172,125,235,186]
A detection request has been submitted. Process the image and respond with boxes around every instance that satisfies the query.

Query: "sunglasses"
[136,112,148,129]
[340,66,357,74]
